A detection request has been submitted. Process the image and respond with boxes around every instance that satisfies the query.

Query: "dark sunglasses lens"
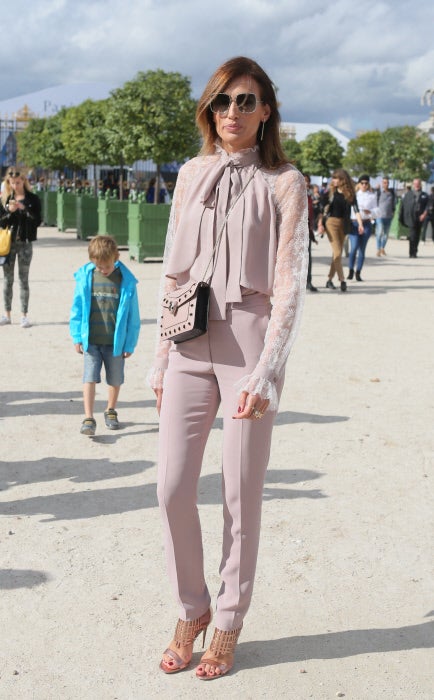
[236,93,257,112]
[8,171,20,177]
[210,94,230,113]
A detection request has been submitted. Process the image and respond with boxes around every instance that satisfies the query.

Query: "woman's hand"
[74,343,83,354]
[153,388,163,415]
[232,391,270,420]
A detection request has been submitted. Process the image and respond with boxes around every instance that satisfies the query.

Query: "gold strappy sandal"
[159,608,212,674]
[195,626,242,680]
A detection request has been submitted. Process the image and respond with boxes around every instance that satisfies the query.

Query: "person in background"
[70,235,140,436]
[375,177,395,256]
[147,55,308,680]
[320,177,329,199]
[347,175,377,281]
[146,177,167,204]
[0,168,42,327]
[311,184,321,231]
[128,180,139,202]
[399,178,429,258]
[421,186,434,243]
[317,169,363,292]
[304,174,318,292]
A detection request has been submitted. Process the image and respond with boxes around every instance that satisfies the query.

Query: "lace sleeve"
[234,166,308,409]
[146,160,199,390]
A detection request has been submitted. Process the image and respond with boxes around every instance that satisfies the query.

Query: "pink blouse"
[147,144,308,410]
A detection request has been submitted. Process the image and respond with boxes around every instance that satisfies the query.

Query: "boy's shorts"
[83,344,125,386]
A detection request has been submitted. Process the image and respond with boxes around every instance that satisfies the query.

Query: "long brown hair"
[196,56,287,170]
[1,168,32,206]
[330,168,356,203]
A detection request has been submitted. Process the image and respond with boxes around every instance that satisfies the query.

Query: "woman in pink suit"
[147,56,308,680]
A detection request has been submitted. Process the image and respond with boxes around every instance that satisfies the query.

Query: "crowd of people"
[33,173,173,202]
[305,172,434,292]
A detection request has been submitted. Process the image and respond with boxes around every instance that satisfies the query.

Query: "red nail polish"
[238,406,242,413]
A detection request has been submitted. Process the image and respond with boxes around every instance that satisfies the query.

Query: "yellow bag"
[0,227,12,256]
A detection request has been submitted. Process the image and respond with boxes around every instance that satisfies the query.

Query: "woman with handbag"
[0,169,42,327]
[317,168,363,292]
[147,56,308,680]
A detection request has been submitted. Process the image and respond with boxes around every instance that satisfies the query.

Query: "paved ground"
[1,227,433,699]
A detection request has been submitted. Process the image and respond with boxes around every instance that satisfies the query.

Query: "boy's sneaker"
[21,317,31,328]
[104,409,119,430]
[0,316,11,325]
[80,418,96,436]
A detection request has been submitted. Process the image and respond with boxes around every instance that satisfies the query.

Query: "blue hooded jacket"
[70,260,140,356]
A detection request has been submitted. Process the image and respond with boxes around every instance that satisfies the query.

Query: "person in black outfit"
[317,169,363,292]
[0,168,42,327]
[421,186,434,243]
[304,174,318,292]
[399,178,429,258]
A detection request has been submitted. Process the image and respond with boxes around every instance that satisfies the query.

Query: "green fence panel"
[76,195,98,240]
[128,202,170,260]
[42,191,57,226]
[97,197,129,246]
[57,192,77,231]
[389,199,408,239]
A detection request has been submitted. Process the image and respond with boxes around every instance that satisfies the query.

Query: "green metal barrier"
[57,192,77,231]
[128,201,170,260]
[42,191,57,226]
[97,194,128,246]
[76,195,98,240]
[389,199,408,239]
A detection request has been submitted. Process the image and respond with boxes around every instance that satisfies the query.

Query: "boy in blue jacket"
[70,235,140,436]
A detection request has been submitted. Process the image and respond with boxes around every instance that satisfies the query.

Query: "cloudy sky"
[2,0,434,136]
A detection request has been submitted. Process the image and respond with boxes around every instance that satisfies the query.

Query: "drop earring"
[260,120,265,141]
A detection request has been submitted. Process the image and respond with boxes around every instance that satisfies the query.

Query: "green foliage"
[39,109,69,171]
[16,118,46,169]
[281,139,302,167]
[299,130,343,176]
[343,130,381,177]
[18,71,432,189]
[378,126,432,181]
[62,99,110,167]
[104,69,199,166]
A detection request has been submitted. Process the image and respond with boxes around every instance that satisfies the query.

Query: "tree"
[16,118,47,171]
[105,69,199,201]
[281,138,302,168]
[62,99,111,194]
[378,126,433,182]
[62,99,109,168]
[39,109,70,172]
[300,130,343,176]
[343,130,381,177]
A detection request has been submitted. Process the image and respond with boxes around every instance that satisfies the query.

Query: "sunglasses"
[209,93,263,115]
[8,170,20,177]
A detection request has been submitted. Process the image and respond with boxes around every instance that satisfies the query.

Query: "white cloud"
[1,0,434,134]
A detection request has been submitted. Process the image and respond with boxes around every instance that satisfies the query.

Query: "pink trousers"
[157,293,284,632]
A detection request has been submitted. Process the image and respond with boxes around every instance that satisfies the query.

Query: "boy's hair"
[88,236,119,262]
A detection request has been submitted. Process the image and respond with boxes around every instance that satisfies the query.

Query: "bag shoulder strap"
[202,167,257,283]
